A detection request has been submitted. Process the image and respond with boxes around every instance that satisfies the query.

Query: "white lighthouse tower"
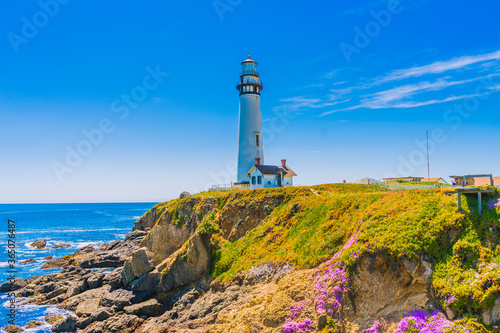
[236,56,264,183]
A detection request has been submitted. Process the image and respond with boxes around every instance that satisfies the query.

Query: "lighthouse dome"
[241,55,257,64]
[241,56,259,76]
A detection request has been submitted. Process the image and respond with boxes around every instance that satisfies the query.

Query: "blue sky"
[1,0,499,203]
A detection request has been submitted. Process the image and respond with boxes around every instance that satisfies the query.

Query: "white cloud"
[360,75,494,108]
[378,50,500,83]
[285,50,500,117]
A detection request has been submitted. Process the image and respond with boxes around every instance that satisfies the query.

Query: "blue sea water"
[0,202,155,331]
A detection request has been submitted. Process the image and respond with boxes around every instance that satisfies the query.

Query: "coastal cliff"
[7,184,500,332]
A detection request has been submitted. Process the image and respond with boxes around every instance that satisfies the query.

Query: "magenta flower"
[395,310,452,333]
[487,199,500,209]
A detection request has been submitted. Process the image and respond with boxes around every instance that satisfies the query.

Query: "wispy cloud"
[278,50,500,117]
[317,51,500,116]
[361,75,497,107]
[273,96,344,113]
[377,50,500,83]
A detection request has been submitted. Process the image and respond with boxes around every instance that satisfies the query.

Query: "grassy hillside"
[147,183,500,331]
[208,185,498,326]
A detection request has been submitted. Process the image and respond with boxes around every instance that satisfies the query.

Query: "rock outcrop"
[122,247,155,285]
[344,254,434,331]
[4,185,500,332]
[30,239,47,249]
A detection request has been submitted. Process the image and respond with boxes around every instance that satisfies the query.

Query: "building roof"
[246,164,297,177]
[450,174,493,179]
[383,176,423,181]
[242,55,257,64]
[424,177,448,183]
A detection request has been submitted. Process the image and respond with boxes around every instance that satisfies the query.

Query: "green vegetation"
[152,183,500,330]
[198,212,220,235]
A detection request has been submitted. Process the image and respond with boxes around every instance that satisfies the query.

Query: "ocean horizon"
[0,202,156,330]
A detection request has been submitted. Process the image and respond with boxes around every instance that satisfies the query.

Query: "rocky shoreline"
[0,195,302,332]
[2,187,500,332]
[1,227,294,332]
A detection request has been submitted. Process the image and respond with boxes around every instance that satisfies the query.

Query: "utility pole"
[426,130,430,181]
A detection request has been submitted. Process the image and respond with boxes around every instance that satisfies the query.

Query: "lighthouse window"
[252,176,256,185]
[250,86,254,92]
[255,133,260,147]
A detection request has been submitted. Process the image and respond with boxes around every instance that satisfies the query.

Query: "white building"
[246,159,297,189]
[233,56,297,189]
[235,56,264,184]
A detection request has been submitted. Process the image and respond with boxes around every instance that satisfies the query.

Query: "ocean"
[0,202,155,331]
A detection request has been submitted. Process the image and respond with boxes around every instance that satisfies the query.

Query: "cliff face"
[9,184,500,332]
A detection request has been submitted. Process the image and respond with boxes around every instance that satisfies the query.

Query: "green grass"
[153,183,500,329]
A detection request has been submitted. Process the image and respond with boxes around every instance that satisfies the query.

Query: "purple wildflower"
[283,319,312,333]
[395,310,452,333]
[445,296,456,305]
[289,301,306,319]
[363,318,386,333]
[313,263,350,315]
[488,199,500,209]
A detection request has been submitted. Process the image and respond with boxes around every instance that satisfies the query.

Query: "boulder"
[133,210,155,231]
[180,191,191,199]
[76,298,102,317]
[158,234,211,293]
[59,285,111,313]
[54,244,71,249]
[122,247,155,285]
[46,286,69,299]
[100,288,143,310]
[79,251,125,268]
[25,320,43,329]
[76,315,93,329]
[41,258,70,269]
[343,254,433,331]
[74,244,96,255]
[35,281,56,294]
[87,271,104,289]
[124,299,162,317]
[42,256,53,260]
[103,267,123,289]
[482,297,500,325]
[30,239,47,249]
[52,316,77,332]
[2,325,23,333]
[17,287,35,297]
[90,307,115,322]
[133,234,211,296]
[0,278,25,292]
[20,258,36,264]
[80,313,143,333]
[44,313,64,324]
[66,279,87,298]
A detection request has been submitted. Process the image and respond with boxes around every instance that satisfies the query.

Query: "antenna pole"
[426,130,430,181]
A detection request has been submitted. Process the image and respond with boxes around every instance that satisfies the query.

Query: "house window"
[255,133,260,147]
[258,176,262,184]
[252,176,256,185]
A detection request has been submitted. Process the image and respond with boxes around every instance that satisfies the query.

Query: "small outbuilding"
[246,159,297,189]
[450,174,495,187]
[424,177,449,184]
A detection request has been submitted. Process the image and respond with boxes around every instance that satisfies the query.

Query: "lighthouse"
[236,56,264,183]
